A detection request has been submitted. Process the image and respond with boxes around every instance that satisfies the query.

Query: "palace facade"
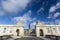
[0,21,24,36]
[0,20,60,37]
[35,21,60,37]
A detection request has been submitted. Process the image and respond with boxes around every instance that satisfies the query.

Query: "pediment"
[36,21,44,27]
[15,20,24,27]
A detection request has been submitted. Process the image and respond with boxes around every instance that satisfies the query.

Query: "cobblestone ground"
[1,36,60,40]
[0,36,49,40]
[0,37,44,40]
[15,37,43,40]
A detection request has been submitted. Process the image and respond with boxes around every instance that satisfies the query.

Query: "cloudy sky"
[0,0,60,29]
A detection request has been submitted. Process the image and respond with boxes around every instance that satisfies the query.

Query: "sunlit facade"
[35,21,60,37]
[0,21,24,36]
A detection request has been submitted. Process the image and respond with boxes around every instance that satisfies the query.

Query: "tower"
[29,24,31,35]
[29,24,30,29]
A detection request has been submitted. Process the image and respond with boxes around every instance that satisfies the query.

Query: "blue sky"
[0,0,60,29]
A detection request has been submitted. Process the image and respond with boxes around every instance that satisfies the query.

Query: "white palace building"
[0,20,60,37]
[0,20,24,37]
[35,21,60,37]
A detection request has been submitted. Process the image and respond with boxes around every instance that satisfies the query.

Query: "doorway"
[16,29,20,36]
[40,29,44,36]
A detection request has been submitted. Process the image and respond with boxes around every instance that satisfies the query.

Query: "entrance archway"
[16,29,20,36]
[40,29,44,36]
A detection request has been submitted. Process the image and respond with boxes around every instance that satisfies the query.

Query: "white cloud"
[0,7,5,16]
[13,10,32,23]
[54,12,60,19]
[47,14,52,19]
[56,2,60,9]
[13,10,36,29]
[31,22,36,26]
[37,7,44,14]
[37,7,44,16]
[1,0,30,13]
[48,2,60,19]
[49,2,60,13]
[13,10,36,24]
[48,12,60,19]
[43,21,55,25]
[37,7,44,13]
[43,20,60,25]
[55,20,60,24]
[49,6,56,13]
[30,22,36,29]
[0,10,5,16]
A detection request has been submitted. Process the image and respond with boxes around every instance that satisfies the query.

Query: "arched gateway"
[16,29,20,36]
[40,29,44,36]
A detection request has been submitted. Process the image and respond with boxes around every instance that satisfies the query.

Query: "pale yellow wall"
[9,27,24,36]
[36,26,60,37]
[36,21,60,37]
[0,26,24,36]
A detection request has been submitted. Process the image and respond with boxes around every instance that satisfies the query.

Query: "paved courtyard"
[0,36,51,40]
[0,36,60,40]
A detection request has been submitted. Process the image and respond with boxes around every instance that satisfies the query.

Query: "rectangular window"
[46,28,51,33]
[52,28,57,33]
[59,28,60,32]
[10,28,12,33]
[3,27,6,33]
[10,30,12,33]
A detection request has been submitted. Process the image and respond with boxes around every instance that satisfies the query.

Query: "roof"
[15,20,24,27]
[36,21,44,26]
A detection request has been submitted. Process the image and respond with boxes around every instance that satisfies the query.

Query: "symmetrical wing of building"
[0,20,24,36]
[35,21,60,37]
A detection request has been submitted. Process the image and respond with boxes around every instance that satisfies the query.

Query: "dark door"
[40,29,44,36]
[16,29,19,36]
